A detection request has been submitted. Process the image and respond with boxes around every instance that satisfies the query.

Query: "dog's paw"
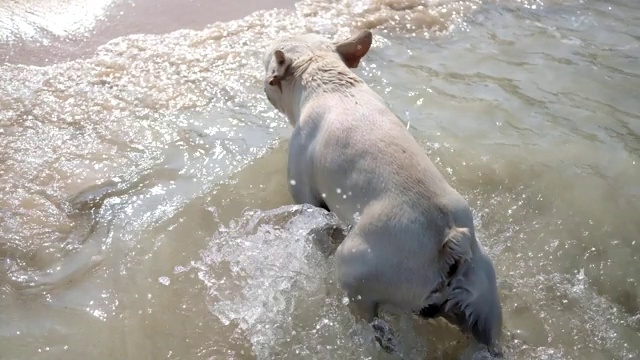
[371,318,398,354]
[487,345,504,359]
[464,343,505,360]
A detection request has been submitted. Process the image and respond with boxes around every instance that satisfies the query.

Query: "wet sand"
[0,0,297,66]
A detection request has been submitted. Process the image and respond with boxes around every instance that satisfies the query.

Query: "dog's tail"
[439,226,472,278]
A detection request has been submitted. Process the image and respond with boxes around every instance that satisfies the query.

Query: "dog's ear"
[268,49,292,86]
[335,30,373,68]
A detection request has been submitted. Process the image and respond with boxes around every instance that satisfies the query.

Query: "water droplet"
[174,265,187,274]
[336,188,342,194]
[321,193,327,198]
[342,296,350,305]
[289,179,296,186]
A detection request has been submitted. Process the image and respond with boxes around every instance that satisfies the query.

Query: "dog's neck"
[280,78,305,127]
[282,55,365,126]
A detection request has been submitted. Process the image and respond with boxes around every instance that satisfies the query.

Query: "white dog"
[263,30,503,355]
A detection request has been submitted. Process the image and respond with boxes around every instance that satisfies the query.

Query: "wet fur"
[262,30,503,355]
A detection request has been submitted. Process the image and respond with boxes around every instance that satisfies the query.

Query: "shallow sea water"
[1,0,639,359]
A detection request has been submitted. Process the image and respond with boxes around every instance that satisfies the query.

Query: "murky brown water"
[1,0,639,359]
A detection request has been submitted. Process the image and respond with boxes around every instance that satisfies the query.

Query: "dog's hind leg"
[337,235,400,353]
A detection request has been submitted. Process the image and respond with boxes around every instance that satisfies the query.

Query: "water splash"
[193,204,375,359]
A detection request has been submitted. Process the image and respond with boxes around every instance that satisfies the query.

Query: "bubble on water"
[89,308,107,321]
[173,265,187,274]
[158,276,171,286]
[342,296,350,305]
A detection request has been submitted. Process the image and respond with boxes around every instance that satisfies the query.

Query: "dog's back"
[301,82,475,294]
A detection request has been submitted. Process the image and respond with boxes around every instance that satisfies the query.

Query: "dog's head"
[262,30,373,125]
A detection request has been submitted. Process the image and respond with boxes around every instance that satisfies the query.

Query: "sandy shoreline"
[0,0,297,66]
